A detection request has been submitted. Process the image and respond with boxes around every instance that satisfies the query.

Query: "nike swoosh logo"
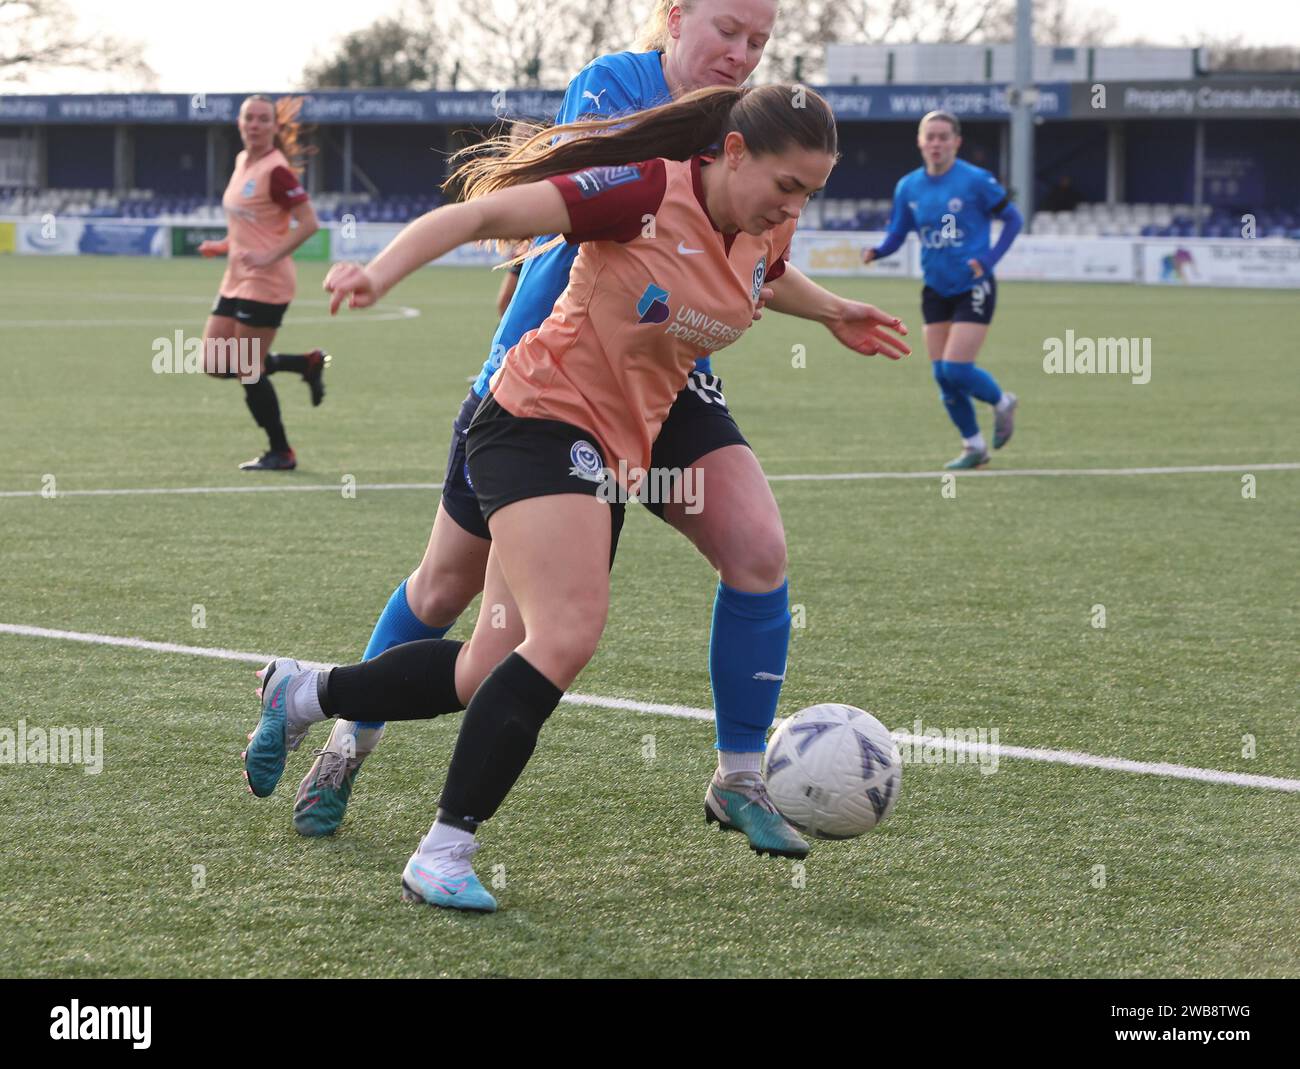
[677,242,704,255]
[412,866,468,894]
[752,671,786,681]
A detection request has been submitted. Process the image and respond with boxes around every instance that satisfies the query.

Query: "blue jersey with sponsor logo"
[473,50,720,397]
[879,159,1009,298]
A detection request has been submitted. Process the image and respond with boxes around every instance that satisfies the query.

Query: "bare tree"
[1197,35,1300,73]
[0,0,154,88]
[754,0,1034,83]
[303,0,463,89]
[980,0,1117,45]
[302,0,1135,92]
[452,0,643,88]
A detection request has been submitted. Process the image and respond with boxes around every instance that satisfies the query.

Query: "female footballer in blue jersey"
[863,110,1023,469]
[289,0,907,859]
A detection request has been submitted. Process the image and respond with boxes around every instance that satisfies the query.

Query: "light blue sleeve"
[474,59,655,396]
[975,168,1010,213]
[978,202,1023,273]
[553,59,641,125]
[873,179,915,260]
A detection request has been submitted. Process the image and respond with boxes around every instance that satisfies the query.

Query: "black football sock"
[436,652,562,830]
[321,639,466,722]
[242,377,290,452]
[265,353,310,374]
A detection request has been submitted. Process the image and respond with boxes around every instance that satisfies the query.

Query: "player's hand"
[197,240,227,258]
[325,262,382,313]
[968,258,985,278]
[752,285,774,321]
[861,248,877,265]
[825,300,910,360]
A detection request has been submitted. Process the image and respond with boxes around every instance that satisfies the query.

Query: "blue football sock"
[934,360,979,438]
[356,578,452,729]
[941,360,1003,405]
[710,580,791,753]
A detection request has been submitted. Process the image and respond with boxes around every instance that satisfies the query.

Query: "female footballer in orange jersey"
[242,86,911,911]
[199,94,329,471]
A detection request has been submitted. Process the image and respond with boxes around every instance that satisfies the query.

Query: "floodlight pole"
[1009,0,1035,222]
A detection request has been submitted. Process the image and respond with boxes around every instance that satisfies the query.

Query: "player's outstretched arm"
[863,192,914,264]
[325,183,573,313]
[765,264,911,360]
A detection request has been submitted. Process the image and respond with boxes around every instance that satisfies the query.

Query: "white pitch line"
[2,622,1297,794]
[3,462,1296,500]
[0,482,444,499]
[0,306,422,327]
[765,462,1300,482]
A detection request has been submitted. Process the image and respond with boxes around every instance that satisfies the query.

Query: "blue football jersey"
[471,50,718,398]
[882,159,1009,298]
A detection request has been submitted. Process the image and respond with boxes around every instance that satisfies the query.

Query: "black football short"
[211,294,289,329]
[920,276,996,325]
[440,388,492,540]
[465,392,625,568]
[640,370,749,521]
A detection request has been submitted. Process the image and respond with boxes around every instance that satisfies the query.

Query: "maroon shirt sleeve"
[547,159,667,244]
[269,165,309,209]
[763,240,791,284]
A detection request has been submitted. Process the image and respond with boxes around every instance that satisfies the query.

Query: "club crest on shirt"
[242,179,257,198]
[569,440,605,483]
[635,283,671,324]
[948,197,963,212]
[751,256,767,303]
[570,164,642,199]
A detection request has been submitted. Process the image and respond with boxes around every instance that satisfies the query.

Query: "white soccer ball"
[763,704,902,839]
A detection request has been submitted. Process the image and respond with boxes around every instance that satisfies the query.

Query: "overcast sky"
[10,0,1300,94]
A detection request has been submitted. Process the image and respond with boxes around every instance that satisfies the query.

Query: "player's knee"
[406,566,479,627]
[942,361,977,389]
[932,360,956,400]
[717,524,787,591]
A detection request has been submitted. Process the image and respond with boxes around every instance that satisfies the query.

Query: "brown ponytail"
[448,83,836,201]
[447,84,836,265]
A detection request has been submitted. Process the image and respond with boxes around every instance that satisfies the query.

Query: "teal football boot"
[993,392,1018,450]
[705,771,810,859]
[401,842,497,913]
[293,719,382,837]
[943,447,990,470]
[242,658,310,797]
